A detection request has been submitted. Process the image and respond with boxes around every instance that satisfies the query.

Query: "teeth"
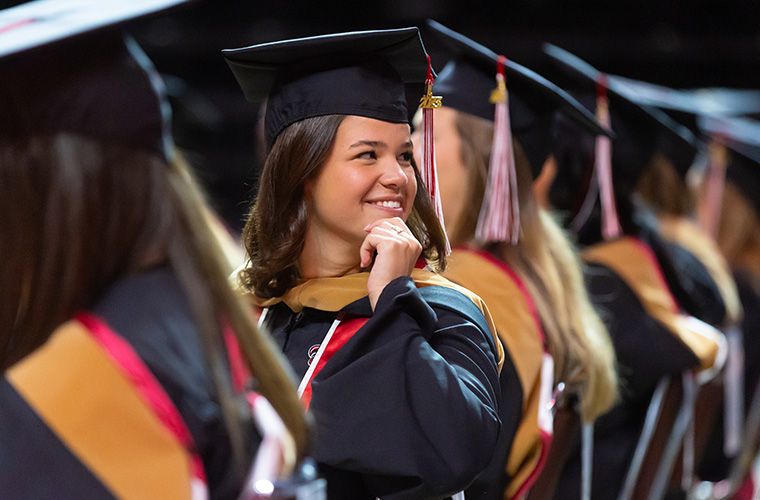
[374,200,401,208]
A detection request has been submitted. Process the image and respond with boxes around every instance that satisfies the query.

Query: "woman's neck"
[299,229,364,279]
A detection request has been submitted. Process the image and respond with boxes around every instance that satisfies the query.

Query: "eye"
[399,151,414,164]
[356,150,377,160]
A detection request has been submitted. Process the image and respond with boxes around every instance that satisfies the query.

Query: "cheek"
[408,170,418,195]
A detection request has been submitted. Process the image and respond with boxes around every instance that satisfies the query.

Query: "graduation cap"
[608,79,760,118]
[691,88,760,117]
[542,43,697,187]
[425,20,612,244]
[427,20,611,178]
[602,75,706,178]
[0,0,186,161]
[542,43,711,239]
[222,28,430,149]
[222,27,451,250]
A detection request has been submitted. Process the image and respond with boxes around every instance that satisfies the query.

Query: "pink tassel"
[699,137,728,239]
[476,55,519,244]
[595,76,622,240]
[418,54,450,253]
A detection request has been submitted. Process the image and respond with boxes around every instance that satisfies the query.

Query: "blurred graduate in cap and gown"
[602,79,748,493]
[224,27,503,500]
[541,44,727,500]
[606,77,743,333]
[0,1,312,498]
[694,116,760,495]
[544,48,730,331]
[411,21,619,500]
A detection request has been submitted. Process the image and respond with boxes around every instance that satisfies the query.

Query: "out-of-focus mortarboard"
[543,43,697,187]
[222,28,430,149]
[0,0,187,161]
[427,19,611,179]
[602,76,702,179]
[424,21,613,244]
[608,79,760,119]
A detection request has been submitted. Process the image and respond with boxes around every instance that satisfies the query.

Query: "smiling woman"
[224,28,512,500]
[301,116,420,308]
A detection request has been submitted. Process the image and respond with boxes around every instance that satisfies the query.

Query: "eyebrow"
[348,140,414,149]
[349,140,387,149]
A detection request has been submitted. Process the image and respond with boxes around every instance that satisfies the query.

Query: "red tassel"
[595,76,622,240]
[699,136,728,238]
[476,55,519,244]
[418,54,450,253]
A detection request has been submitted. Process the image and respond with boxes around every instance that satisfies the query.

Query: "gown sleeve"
[585,262,701,401]
[308,276,502,500]
[638,221,728,327]
[553,263,704,500]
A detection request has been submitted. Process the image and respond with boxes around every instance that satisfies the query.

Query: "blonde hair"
[453,111,618,421]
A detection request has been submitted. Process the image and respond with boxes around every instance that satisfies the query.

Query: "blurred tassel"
[476,55,519,244]
[418,55,450,253]
[699,137,728,239]
[595,76,621,240]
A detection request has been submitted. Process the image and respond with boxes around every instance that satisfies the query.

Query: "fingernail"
[363,224,371,231]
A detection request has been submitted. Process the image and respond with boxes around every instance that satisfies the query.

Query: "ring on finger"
[389,225,404,235]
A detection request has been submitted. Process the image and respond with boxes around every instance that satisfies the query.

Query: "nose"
[379,156,410,190]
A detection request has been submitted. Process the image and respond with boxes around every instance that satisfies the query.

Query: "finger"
[364,217,408,233]
[371,225,408,239]
[360,232,399,267]
[367,224,421,255]
[359,237,375,268]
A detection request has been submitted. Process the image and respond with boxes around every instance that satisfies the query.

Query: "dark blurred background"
[97,0,760,232]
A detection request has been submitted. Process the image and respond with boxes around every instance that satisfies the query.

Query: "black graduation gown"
[262,275,502,500]
[635,210,728,328]
[0,267,259,500]
[553,237,720,500]
[698,269,760,481]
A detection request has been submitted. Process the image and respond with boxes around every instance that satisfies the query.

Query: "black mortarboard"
[222,28,430,149]
[543,43,692,190]
[0,0,186,161]
[427,20,611,179]
[602,79,760,133]
[607,77,701,178]
[602,76,711,179]
[700,115,760,214]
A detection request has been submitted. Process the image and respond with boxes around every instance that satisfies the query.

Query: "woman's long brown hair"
[240,114,448,299]
[0,133,310,464]
[451,110,619,422]
[636,152,695,217]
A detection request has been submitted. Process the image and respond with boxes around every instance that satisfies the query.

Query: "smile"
[370,200,402,209]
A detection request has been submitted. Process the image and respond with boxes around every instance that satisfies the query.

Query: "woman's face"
[412,107,468,235]
[305,115,417,249]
